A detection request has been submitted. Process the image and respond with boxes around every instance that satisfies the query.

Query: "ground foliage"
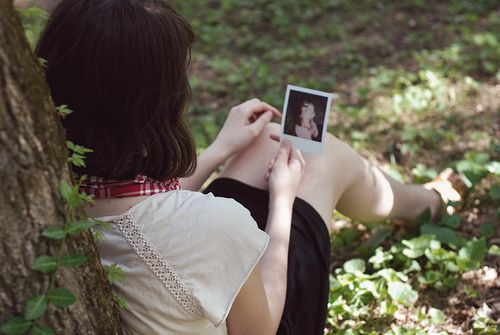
[173,0,500,333]
[18,1,500,334]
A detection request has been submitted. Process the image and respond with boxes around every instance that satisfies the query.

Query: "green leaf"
[489,185,500,200]
[455,159,488,186]
[41,226,66,240]
[104,264,125,284]
[343,258,366,274]
[0,317,32,335]
[479,222,496,238]
[47,288,76,308]
[24,296,47,320]
[32,325,54,335]
[364,227,392,249]
[94,219,112,230]
[439,214,462,229]
[485,161,500,175]
[420,224,461,247]
[401,234,433,258]
[488,245,500,256]
[66,219,97,235]
[113,295,129,310]
[59,180,72,203]
[59,254,87,268]
[31,256,58,273]
[56,105,72,118]
[387,282,418,306]
[428,307,445,325]
[417,208,432,225]
[459,238,487,263]
[59,180,80,208]
[465,152,490,165]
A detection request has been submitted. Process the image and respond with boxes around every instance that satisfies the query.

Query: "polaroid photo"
[280,85,333,154]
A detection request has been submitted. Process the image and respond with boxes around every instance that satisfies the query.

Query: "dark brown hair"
[36,0,197,180]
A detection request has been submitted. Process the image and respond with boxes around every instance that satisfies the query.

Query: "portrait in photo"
[281,85,333,154]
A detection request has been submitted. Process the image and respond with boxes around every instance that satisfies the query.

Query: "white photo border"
[280,84,333,154]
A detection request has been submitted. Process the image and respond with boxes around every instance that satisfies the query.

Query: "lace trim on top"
[114,213,203,319]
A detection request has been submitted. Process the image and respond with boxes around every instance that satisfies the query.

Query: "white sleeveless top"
[95,190,269,334]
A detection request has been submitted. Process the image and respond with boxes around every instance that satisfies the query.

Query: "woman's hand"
[266,141,305,205]
[213,98,281,157]
[310,120,319,138]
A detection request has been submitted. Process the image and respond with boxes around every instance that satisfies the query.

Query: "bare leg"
[219,123,441,230]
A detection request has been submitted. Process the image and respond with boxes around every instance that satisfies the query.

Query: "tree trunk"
[0,1,123,333]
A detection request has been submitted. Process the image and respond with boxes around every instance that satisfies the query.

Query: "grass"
[172,1,500,333]
[17,1,500,333]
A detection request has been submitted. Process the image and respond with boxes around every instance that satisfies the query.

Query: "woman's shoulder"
[131,189,250,219]
[126,190,260,237]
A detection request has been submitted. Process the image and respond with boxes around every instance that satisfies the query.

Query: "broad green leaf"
[59,254,87,268]
[59,180,80,207]
[32,325,54,335]
[343,259,366,274]
[24,296,47,320]
[485,161,500,175]
[402,234,433,250]
[359,280,380,298]
[402,247,424,259]
[66,219,97,235]
[428,307,445,325]
[465,152,490,164]
[488,244,500,256]
[56,105,72,118]
[439,214,461,229]
[459,238,487,263]
[104,264,125,283]
[42,226,66,240]
[0,317,32,335]
[387,282,418,306]
[368,247,393,268]
[417,208,432,225]
[47,288,76,308]
[59,180,72,203]
[31,256,58,273]
[420,224,461,247]
[489,185,500,200]
[338,227,362,244]
[411,164,438,183]
[364,227,392,249]
[446,261,460,272]
[402,234,433,258]
[479,222,495,238]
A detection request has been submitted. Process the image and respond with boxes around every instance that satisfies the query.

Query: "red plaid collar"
[79,175,181,198]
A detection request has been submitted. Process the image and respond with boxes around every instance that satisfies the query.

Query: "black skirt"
[204,178,330,335]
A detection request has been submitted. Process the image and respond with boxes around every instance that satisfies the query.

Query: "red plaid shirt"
[79,175,181,198]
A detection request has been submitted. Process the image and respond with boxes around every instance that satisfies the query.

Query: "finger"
[290,148,305,169]
[249,111,273,134]
[268,157,276,170]
[244,101,281,119]
[275,140,291,166]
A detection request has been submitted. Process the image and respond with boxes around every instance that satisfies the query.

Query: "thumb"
[275,140,291,166]
[250,111,273,133]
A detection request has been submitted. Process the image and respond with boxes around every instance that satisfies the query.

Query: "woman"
[294,100,319,140]
[36,1,458,334]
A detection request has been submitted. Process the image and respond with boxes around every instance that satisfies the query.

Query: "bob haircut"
[36,0,197,180]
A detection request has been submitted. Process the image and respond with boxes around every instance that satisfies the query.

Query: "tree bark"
[0,1,123,333]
